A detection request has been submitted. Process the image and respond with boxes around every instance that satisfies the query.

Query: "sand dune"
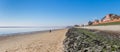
[0,29,68,52]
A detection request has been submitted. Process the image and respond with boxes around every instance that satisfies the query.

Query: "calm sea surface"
[0,27,65,36]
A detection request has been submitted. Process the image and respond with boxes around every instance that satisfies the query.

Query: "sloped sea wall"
[63,28,120,52]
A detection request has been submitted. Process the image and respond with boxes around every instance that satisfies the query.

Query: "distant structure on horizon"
[89,14,120,25]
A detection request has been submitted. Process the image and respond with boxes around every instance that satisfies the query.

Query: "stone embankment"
[63,28,120,52]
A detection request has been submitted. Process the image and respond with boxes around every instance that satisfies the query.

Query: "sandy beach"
[79,25,120,32]
[0,29,68,52]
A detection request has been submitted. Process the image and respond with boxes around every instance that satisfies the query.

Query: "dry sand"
[79,25,120,32]
[0,29,68,52]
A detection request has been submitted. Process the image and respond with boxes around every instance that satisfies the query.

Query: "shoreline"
[0,28,66,40]
[0,28,65,36]
[0,27,66,36]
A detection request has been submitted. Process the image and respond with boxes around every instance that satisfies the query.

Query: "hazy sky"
[0,0,120,26]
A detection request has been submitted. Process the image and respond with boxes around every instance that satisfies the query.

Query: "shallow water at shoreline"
[0,27,65,36]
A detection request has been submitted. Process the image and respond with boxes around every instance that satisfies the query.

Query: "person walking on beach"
[49,30,52,33]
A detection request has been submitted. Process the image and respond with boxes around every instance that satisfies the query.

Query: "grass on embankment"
[64,28,120,52]
[80,29,120,46]
[80,29,120,51]
[93,22,120,26]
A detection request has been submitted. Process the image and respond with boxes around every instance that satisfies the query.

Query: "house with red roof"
[92,14,120,25]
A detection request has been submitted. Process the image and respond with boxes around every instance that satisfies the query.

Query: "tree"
[88,21,93,25]
[74,25,79,27]
[95,19,99,22]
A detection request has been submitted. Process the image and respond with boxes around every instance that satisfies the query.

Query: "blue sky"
[0,0,120,26]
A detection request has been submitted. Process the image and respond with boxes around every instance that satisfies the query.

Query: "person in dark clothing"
[49,30,52,33]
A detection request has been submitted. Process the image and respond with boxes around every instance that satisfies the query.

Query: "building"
[92,14,120,25]
[92,19,99,25]
[102,14,112,22]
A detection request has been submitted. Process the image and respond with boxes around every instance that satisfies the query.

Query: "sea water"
[0,27,65,36]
